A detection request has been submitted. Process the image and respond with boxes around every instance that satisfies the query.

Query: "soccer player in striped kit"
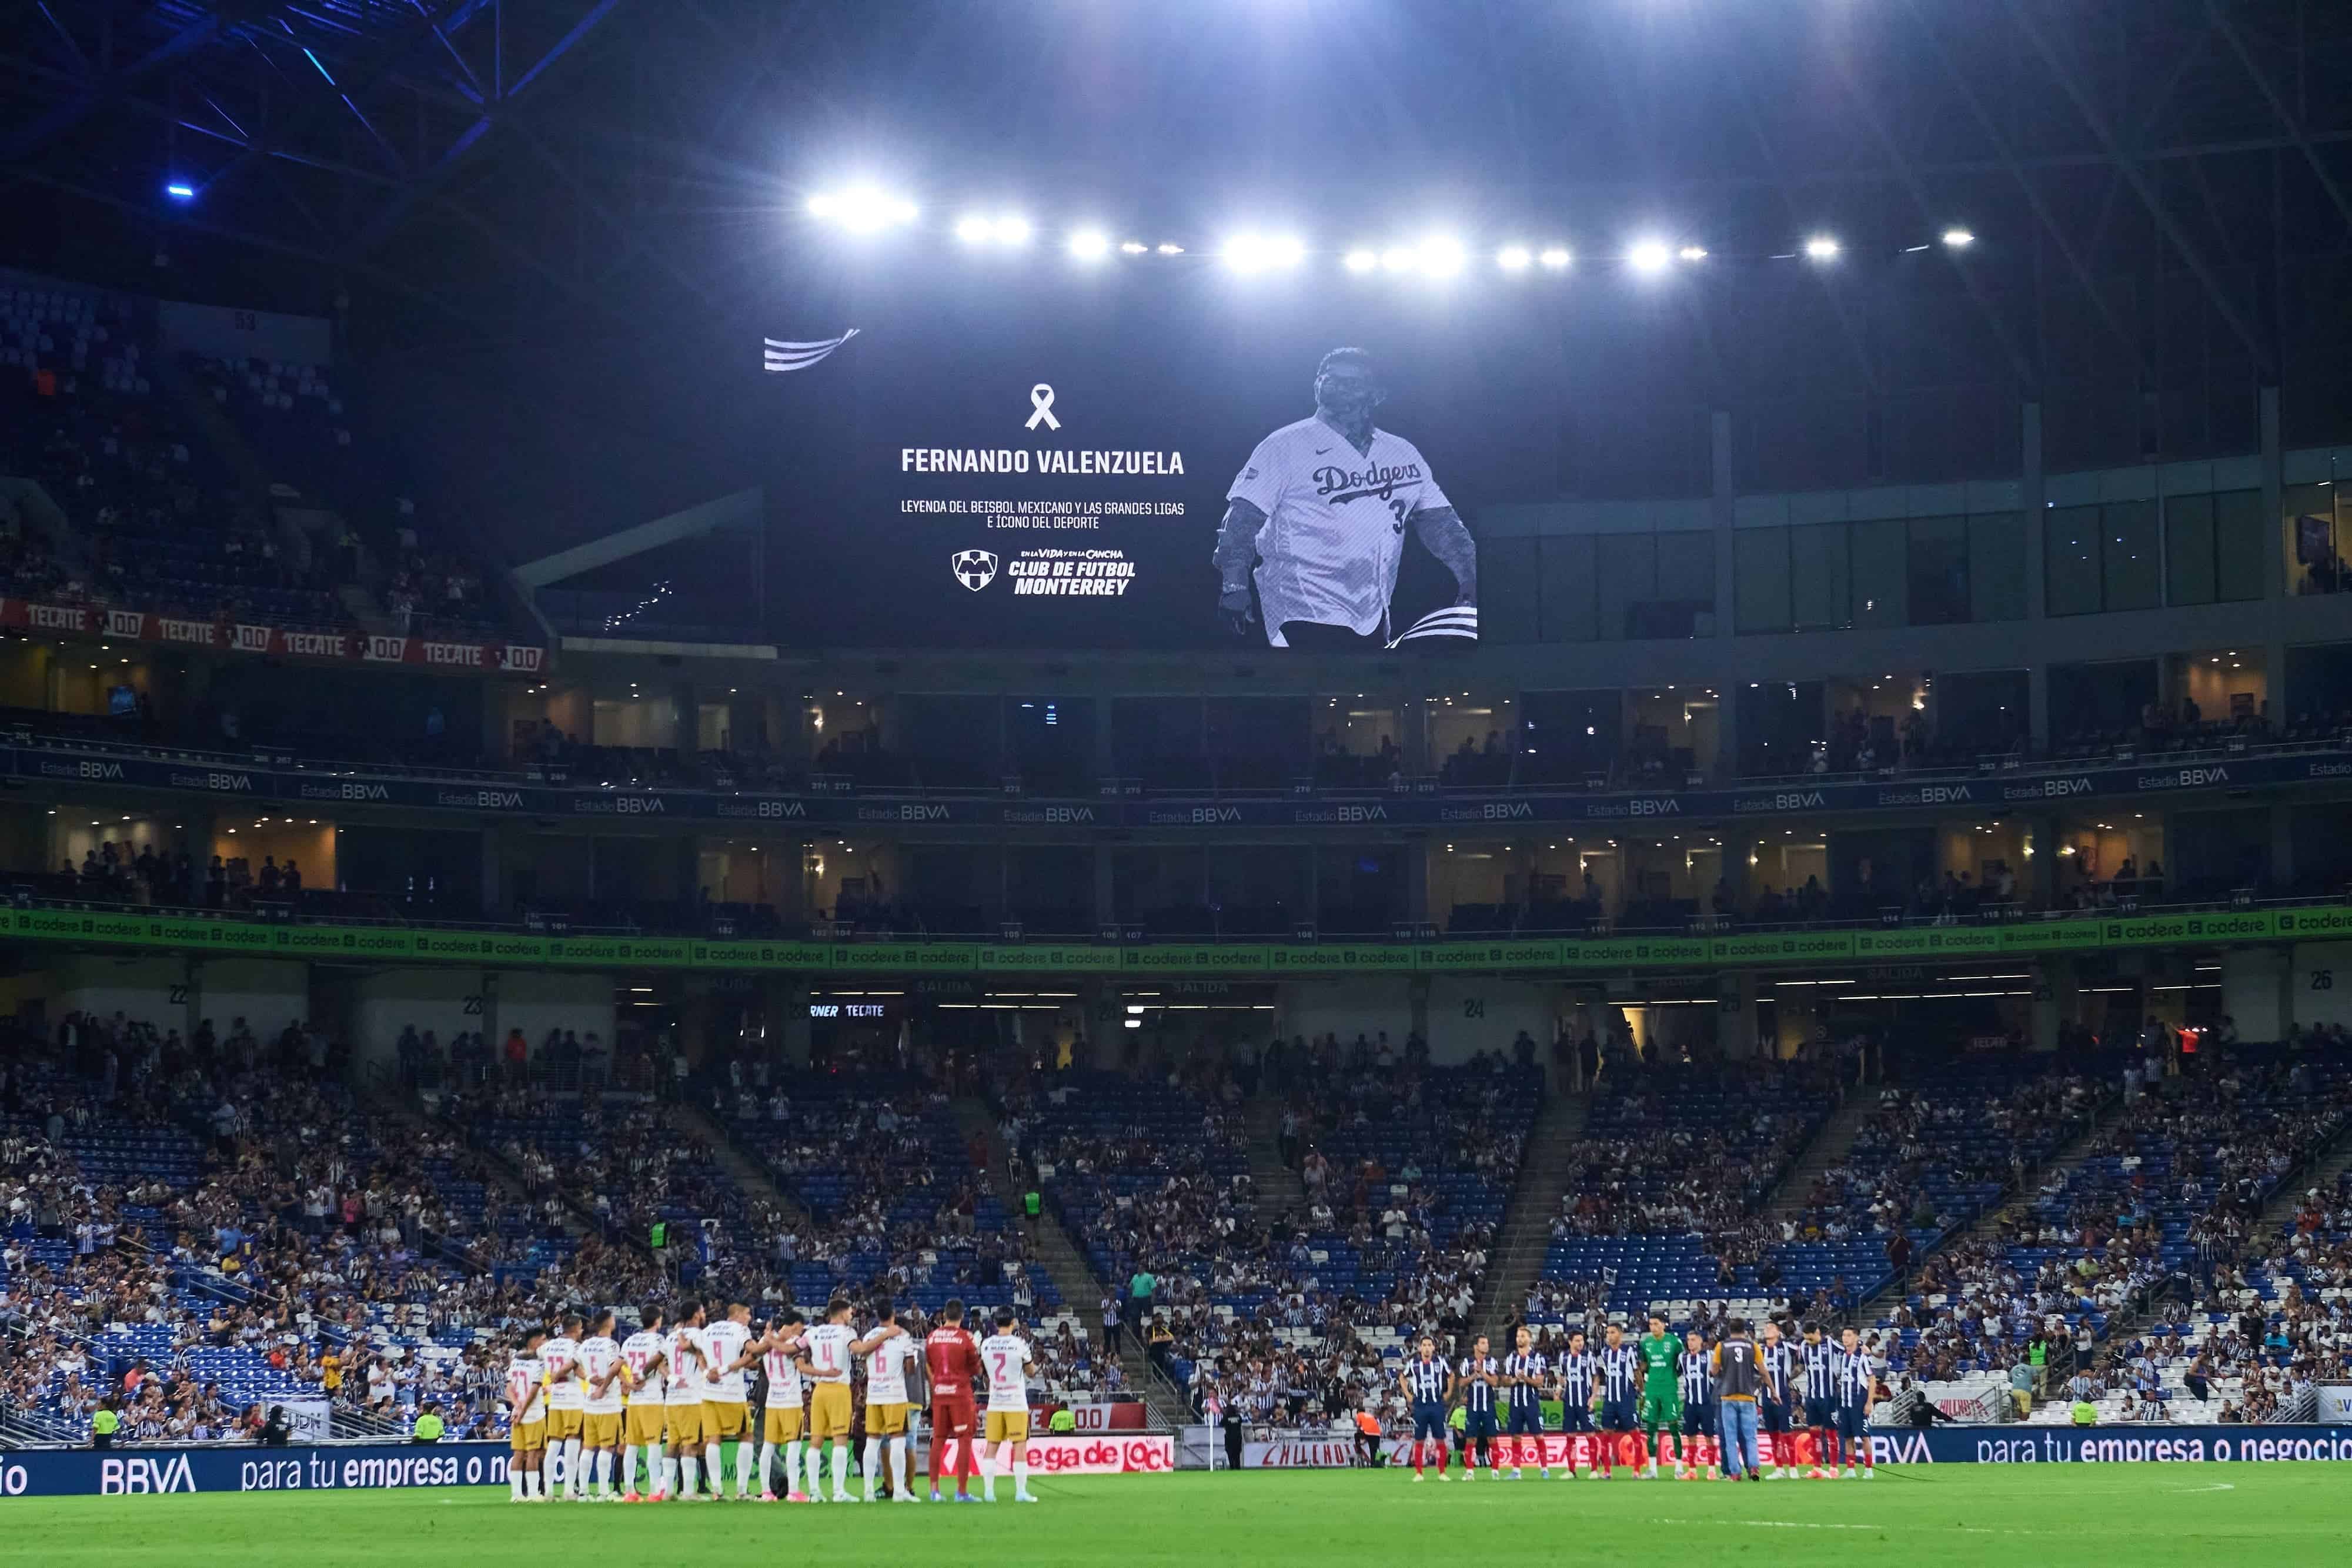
[1596,1323,1643,1480]
[1834,1326,1877,1479]
[1799,1322,1841,1477]
[1502,1326,1549,1479]
[1457,1335,1499,1479]
[1757,1319,1796,1479]
[1674,1330,1717,1481]
[1555,1330,1599,1479]
[1398,1335,1455,1482]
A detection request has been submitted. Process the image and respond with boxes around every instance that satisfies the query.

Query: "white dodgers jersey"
[621,1329,666,1406]
[701,1318,751,1402]
[801,1322,854,1386]
[866,1332,917,1405]
[979,1333,1033,1412]
[1226,417,1451,645]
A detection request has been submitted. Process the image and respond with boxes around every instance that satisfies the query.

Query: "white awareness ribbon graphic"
[1026,383,1061,431]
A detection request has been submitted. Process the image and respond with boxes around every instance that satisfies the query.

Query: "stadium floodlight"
[992,215,1031,245]
[1120,240,1148,254]
[1155,242,1184,255]
[1803,234,1840,262]
[812,185,917,232]
[1067,228,1110,260]
[1538,246,1573,269]
[954,214,992,244]
[1496,245,1533,271]
[1267,235,1305,268]
[1628,239,1672,273]
[1942,226,1975,249]
[1222,233,1271,272]
[164,182,196,201]
[1344,248,1378,273]
[1418,235,1465,276]
[1677,244,1709,262]
[1380,245,1415,273]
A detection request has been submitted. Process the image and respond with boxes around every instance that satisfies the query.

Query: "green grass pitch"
[6,1466,2341,1566]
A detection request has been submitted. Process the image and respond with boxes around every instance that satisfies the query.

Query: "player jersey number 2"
[1387,499,1409,534]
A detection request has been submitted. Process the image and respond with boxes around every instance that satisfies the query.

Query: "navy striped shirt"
[1600,1344,1643,1402]
[1835,1348,1875,1407]
[1758,1340,1793,1399]
[1678,1350,1713,1407]
[1504,1351,1546,1410]
[1802,1341,1838,1401]
[1557,1350,1598,1407]
[1461,1356,1498,1414]
[1403,1356,1447,1404]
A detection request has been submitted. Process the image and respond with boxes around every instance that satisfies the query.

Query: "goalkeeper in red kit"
[925,1298,984,1502]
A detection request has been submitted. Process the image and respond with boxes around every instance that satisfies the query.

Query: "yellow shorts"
[544,1407,583,1441]
[762,1406,805,1445]
[625,1405,667,1447]
[665,1404,705,1449]
[809,1383,854,1440]
[510,1420,545,1453]
[867,1402,910,1437]
[984,1409,1030,1444]
[583,1412,623,1449]
[701,1402,747,1442]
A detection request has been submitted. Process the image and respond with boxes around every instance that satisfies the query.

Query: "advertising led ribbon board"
[11,905,2348,976]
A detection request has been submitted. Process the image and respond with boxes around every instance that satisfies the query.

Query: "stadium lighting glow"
[1267,235,1305,268]
[954,215,992,244]
[1343,248,1378,273]
[1380,246,1415,273]
[1120,240,1148,254]
[1418,236,1465,276]
[1067,228,1110,260]
[1538,246,1573,269]
[1803,234,1841,261]
[1628,239,1672,273]
[1677,244,1709,262]
[1223,233,1304,272]
[164,182,196,201]
[811,186,918,232]
[1943,226,1975,249]
[1496,245,1533,271]
[1155,242,1184,255]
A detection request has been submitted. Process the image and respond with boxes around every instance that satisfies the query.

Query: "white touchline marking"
[2174,1482,2236,1493]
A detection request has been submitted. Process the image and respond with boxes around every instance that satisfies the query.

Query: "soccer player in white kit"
[977,1308,1040,1503]
[861,1303,922,1503]
[539,1315,586,1500]
[619,1306,668,1502]
[750,1309,809,1502]
[701,1302,756,1499]
[1215,347,1476,650]
[577,1309,626,1500]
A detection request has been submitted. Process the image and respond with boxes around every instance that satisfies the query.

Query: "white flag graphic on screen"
[762,329,860,373]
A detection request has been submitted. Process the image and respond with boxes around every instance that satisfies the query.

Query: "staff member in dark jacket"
[1711,1319,1763,1482]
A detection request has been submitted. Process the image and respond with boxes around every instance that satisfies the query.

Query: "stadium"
[3,1,2352,1563]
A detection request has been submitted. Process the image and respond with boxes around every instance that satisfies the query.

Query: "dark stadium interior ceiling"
[6,1,2352,446]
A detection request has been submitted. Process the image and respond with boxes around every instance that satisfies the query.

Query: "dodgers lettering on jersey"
[1679,1350,1713,1407]
[1504,1351,1546,1410]
[620,1330,666,1405]
[802,1323,855,1385]
[506,1356,545,1421]
[1802,1342,1838,1401]
[1835,1348,1876,1407]
[664,1326,707,1406]
[1460,1356,1498,1414]
[539,1336,582,1409]
[1600,1344,1643,1401]
[1225,417,1452,645]
[761,1338,804,1410]
[979,1333,1033,1411]
[1557,1349,1598,1407]
[866,1333,918,1405]
[579,1335,625,1415]
[701,1319,751,1400]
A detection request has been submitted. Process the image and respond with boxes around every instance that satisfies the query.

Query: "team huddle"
[500,1297,1041,1505]
[1396,1318,1879,1482]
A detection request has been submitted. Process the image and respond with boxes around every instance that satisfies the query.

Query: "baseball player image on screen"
[1214,346,1478,650]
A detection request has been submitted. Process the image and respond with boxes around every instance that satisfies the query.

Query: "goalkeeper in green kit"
[1636,1313,1682,1478]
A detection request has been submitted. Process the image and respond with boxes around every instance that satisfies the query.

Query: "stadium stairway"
[2252,1117,2352,1236]
[1470,1091,1589,1346]
[1241,1093,1302,1211]
[950,1096,1192,1429]
[671,1102,814,1229]
[1765,1087,1879,1222]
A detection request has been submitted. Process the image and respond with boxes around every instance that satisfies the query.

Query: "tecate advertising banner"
[788,282,1544,652]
